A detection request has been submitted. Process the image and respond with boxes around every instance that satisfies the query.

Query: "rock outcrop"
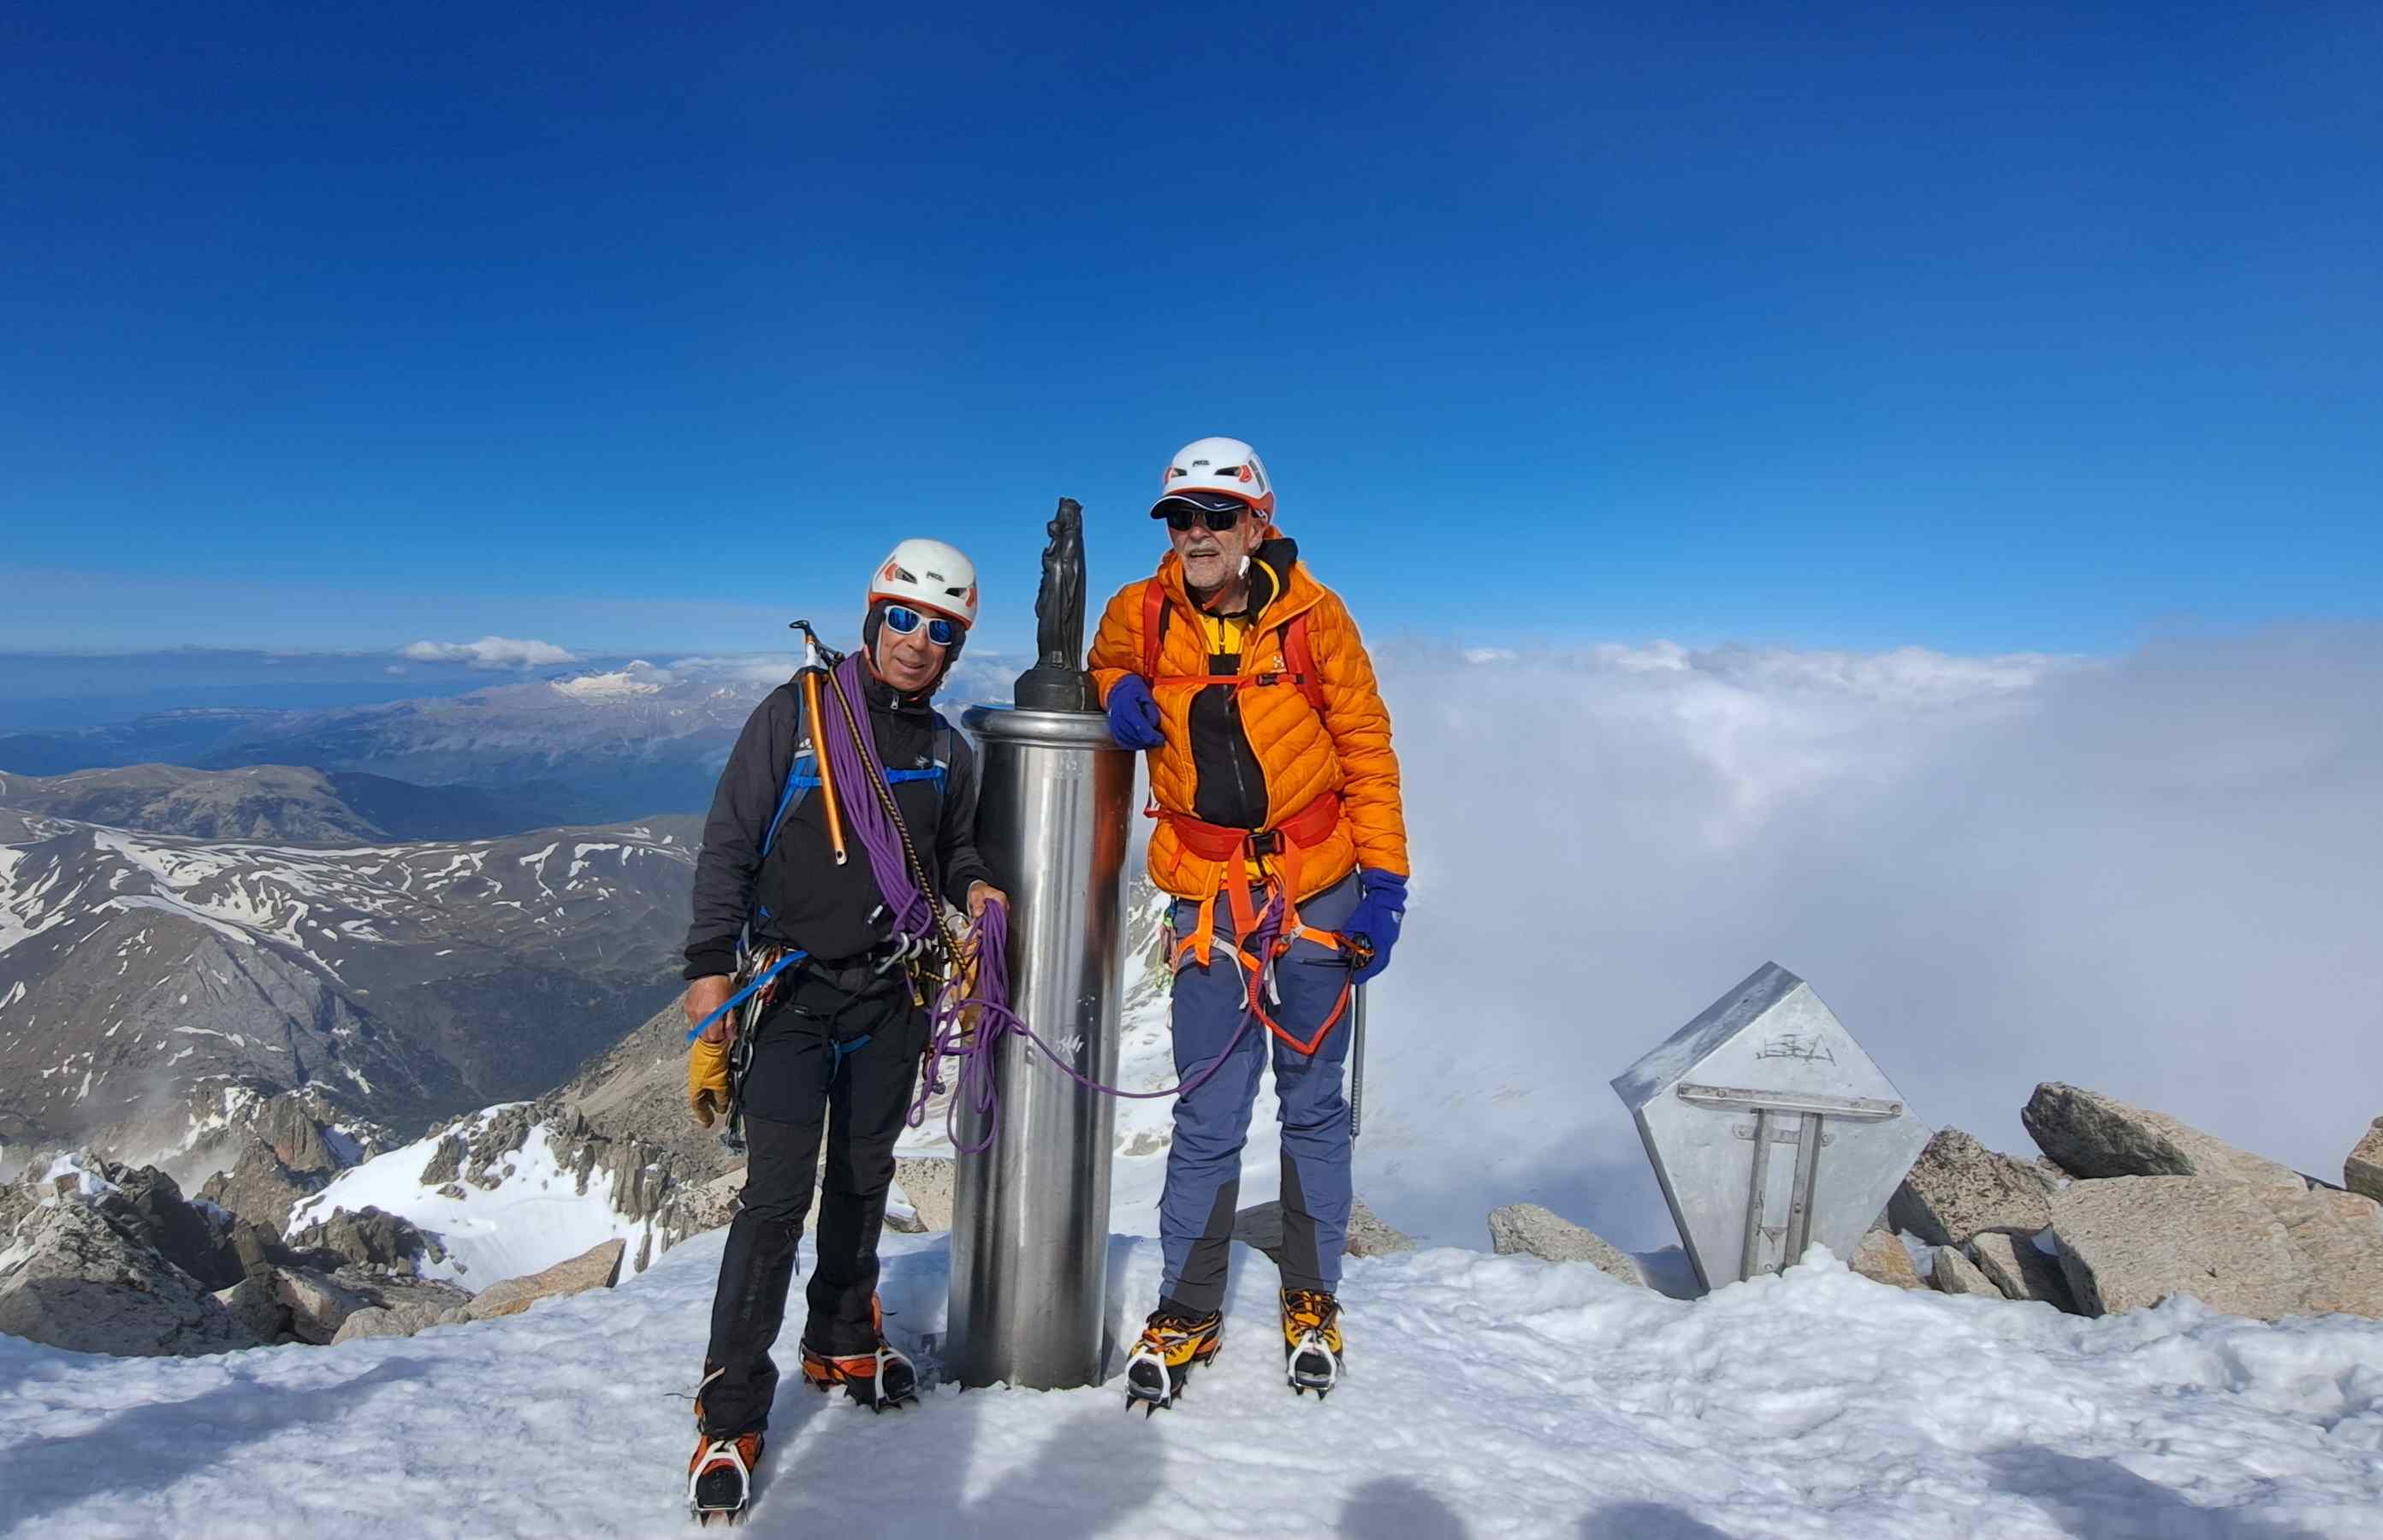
[1235,1199,1415,1269]
[288,1205,444,1271]
[2049,1176,2383,1321]
[0,1199,258,1357]
[1486,1204,1645,1287]
[1849,1230,1924,1290]
[893,1158,955,1232]
[1968,1229,2077,1312]
[1888,1129,2056,1248]
[1929,1246,1998,1298]
[2023,1083,2305,1190]
[2345,1118,2383,1206]
[465,1238,626,1322]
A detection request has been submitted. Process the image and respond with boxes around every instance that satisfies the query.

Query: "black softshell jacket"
[682,670,996,979]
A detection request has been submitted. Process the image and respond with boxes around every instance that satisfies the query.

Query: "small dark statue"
[1016,497,1093,711]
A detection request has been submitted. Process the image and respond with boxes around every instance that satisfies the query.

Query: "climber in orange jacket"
[1088,435,1408,1411]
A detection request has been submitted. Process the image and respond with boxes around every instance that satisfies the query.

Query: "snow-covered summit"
[3,1230,2379,1537]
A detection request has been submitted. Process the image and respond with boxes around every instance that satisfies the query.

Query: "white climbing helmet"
[1151,436,1276,522]
[868,537,978,628]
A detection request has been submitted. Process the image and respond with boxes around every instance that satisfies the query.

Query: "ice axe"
[1342,933,1373,1141]
[788,619,848,866]
[1349,982,1369,1140]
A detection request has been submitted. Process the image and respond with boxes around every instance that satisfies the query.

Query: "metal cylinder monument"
[945,497,1133,1389]
[947,707,1132,1388]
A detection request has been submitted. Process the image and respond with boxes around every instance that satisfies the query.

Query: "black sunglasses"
[1159,504,1246,533]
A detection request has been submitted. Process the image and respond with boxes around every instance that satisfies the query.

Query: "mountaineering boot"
[1123,1302,1224,1415]
[687,1432,764,1525]
[1281,1288,1343,1398]
[799,1295,919,1411]
[688,1365,764,1525]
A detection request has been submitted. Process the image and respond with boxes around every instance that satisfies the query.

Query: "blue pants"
[1159,873,1360,1312]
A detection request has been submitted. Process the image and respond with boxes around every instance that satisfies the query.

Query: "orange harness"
[1155,793,1358,1057]
[1138,578,1359,1057]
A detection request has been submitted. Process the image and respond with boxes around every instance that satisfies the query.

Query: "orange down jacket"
[1088,540,1408,903]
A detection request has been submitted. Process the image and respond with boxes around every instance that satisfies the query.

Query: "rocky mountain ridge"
[0,802,698,1160]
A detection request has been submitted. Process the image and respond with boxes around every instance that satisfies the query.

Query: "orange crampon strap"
[1159,794,1355,1057]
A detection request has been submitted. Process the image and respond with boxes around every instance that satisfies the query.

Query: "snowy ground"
[5,1232,2381,1538]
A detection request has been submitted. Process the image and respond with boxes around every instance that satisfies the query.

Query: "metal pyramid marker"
[1612,962,1932,1294]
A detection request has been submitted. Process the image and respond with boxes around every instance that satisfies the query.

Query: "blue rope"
[684,950,809,1042]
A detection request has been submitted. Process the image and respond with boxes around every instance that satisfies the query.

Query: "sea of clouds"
[1353,626,2383,1253]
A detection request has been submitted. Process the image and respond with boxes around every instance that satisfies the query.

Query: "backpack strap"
[762,688,951,861]
[1143,575,1326,715]
[1140,578,1168,681]
[761,683,813,860]
[1279,612,1327,714]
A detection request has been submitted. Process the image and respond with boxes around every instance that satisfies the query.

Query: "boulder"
[0,1200,258,1356]
[1236,1199,1416,1269]
[214,1275,289,1342]
[1969,1229,2077,1312]
[1929,1246,1999,1298]
[2023,1083,2304,1190]
[273,1266,375,1345]
[893,1158,955,1232]
[2049,1176,2383,1321]
[254,1096,340,1177]
[656,1170,744,1253]
[418,1135,467,1188]
[1486,1204,1645,1288]
[327,1284,471,1345]
[2345,1118,2383,1206]
[465,1238,626,1322]
[1849,1230,1924,1290]
[288,1206,442,1271]
[2278,1188,2383,1320]
[1346,1201,1418,1258]
[198,1138,326,1232]
[1887,1129,2056,1248]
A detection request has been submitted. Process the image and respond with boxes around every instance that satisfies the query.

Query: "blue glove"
[1342,869,1407,986]
[1105,675,1165,750]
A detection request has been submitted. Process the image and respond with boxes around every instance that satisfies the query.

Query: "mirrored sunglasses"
[883,604,958,647]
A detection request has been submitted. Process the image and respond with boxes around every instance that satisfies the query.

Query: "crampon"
[687,1431,763,1526]
[799,1296,918,1412]
[1123,1304,1224,1417]
[1282,1288,1343,1399]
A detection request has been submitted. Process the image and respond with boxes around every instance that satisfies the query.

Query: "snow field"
[288,1116,646,1286]
[3,1235,2380,1537]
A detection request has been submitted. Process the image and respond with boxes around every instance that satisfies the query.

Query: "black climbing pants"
[699,963,925,1437]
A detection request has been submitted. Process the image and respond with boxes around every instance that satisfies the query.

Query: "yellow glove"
[688,1032,732,1128]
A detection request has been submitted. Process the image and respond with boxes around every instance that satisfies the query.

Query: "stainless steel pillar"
[947,705,1133,1389]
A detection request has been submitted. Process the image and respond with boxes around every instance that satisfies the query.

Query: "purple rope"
[912,895,1275,1156]
[821,652,937,942]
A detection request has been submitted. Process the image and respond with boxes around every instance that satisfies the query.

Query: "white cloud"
[397,637,580,669]
[1351,628,2383,1254]
[664,653,807,687]
[548,660,674,701]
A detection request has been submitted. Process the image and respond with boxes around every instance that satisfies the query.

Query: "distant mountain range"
[0,800,700,1162]
[0,649,1022,1177]
[0,765,544,845]
[0,654,1018,832]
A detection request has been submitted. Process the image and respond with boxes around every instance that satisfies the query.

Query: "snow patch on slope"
[288,1117,644,1287]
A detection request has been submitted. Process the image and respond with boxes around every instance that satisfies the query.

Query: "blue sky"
[3,3,2376,660]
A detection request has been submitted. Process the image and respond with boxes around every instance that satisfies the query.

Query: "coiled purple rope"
[913,894,1277,1155]
[821,651,939,943]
